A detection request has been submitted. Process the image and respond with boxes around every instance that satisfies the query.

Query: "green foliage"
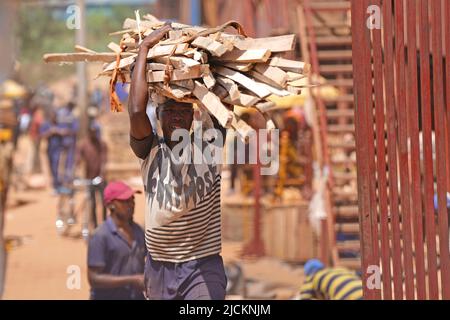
[15,4,148,86]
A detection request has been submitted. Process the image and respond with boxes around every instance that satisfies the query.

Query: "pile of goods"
[44,13,311,140]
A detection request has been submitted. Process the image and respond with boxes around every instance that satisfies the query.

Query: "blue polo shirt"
[87,217,146,300]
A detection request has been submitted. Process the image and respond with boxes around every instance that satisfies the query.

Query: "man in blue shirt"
[56,101,79,187]
[40,109,66,192]
[87,181,146,300]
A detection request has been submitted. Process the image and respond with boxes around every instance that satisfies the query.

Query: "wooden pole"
[76,0,88,139]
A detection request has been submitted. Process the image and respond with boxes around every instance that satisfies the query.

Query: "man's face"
[157,101,194,141]
[111,196,135,222]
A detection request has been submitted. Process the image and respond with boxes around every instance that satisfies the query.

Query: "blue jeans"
[144,253,227,300]
[47,147,61,190]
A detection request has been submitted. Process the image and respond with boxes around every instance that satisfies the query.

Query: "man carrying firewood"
[128,23,229,300]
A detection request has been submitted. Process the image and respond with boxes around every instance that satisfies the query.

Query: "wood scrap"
[147,65,210,82]
[214,66,271,98]
[233,34,296,52]
[43,15,310,140]
[216,76,240,101]
[269,56,311,74]
[192,81,233,128]
[218,48,271,63]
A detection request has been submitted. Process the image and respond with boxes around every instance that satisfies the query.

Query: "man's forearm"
[129,47,149,115]
[89,274,135,289]
[128,47,152,139]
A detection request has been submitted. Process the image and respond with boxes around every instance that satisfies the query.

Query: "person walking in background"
[87,181,146,300]
[57,101,78,188]
[76,120,108,226]
[40,109,65,193]
[298,259,363,300]
[28,99,45,174]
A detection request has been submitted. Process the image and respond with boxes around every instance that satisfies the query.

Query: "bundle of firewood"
[43,13,310,139]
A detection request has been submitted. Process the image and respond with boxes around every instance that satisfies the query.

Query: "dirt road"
[3,186,149,299]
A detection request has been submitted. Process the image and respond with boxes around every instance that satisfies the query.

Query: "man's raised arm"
[128,23,172,158]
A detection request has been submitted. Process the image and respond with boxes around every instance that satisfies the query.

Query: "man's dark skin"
[129,22,174,143]
[87,195,144,291]
[129,23,231,150]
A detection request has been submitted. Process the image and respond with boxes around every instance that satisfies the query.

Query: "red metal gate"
[351,0,450,299]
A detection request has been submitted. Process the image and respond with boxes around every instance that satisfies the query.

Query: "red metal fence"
[351,0,450,299]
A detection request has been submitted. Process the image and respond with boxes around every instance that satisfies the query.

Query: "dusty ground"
[2,135,304,300]
[3,186,303,300]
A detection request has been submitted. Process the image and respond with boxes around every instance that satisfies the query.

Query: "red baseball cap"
[103,181,141,205]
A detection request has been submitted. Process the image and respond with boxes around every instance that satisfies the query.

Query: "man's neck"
[111,214,131,230]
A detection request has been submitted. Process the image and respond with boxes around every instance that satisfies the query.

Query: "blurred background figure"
[76,118,108,226]
[56,100,79,189]
[40,109,65,193]
[28,98,44,174]
[298,259,363,300]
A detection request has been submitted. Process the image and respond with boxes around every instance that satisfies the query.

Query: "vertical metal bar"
[446,0,450,187]
[383,0,403,300]
[406,0,426,300]
[445,0,450,196]
[304,0,339,265]
[351,0,375,300]
[418,0,439,300]
[394,0,415,300]
[446,0,450,198]
[75,0,87,139]
[362,0,381,300]
[430,0,450,300]
[371,0,392,300]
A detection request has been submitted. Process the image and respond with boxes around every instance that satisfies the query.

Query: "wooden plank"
[191,36,229,57]
[286,71,306,82]
[218,49,271,63]
[233,34,296,52]
[168,85,191,99]
[253,101,277,113]
[187,50,208,63]
[147,43,189,59]
[223,93,260,108]
[211,83,229,99]
[202,73,216,89]
[231,115,255,143]
[214,66,271,98]
[147,65,210,82]
[43,52,134,63]
[222,62,253,72]
[269,56,310,74]
[107,42,122,53]
[256,82,291,97]
[216,76,240,101]
[74,45,96,53]
[192,81,233,128]
[102,55,137,73]
[148,63,167,71]
[286,86,301,95]
[172,79,195,90]
[169,29,183,40]
[153,56,200,69]
[246,70,285,90]
[253,64,288,87]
